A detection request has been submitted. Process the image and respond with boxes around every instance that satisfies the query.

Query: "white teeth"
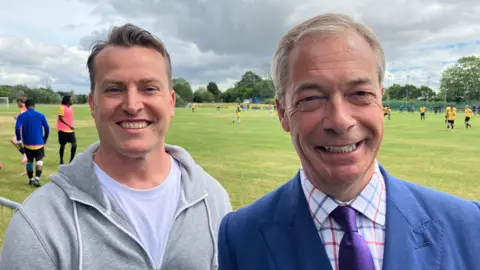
[322,144,357,153]
[120,121,149,129]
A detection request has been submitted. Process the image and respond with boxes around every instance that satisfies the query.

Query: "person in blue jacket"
[15,99,49,187]
[217,13,480,270]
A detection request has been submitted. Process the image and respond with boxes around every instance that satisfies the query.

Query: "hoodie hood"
[50,141,209,212]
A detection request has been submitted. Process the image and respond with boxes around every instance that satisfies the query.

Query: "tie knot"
[331,206,358,233]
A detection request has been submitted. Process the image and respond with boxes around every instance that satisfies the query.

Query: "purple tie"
[331,206,376,270]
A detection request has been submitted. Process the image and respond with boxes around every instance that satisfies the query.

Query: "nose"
[122,87,144,115]
[322,96,356,135]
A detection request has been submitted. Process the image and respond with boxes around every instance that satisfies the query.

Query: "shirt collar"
[300,161,386,228]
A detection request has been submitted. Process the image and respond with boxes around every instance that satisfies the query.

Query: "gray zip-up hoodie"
[0,142,232,270]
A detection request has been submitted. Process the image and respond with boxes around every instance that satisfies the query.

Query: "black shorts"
[58,131,76,145]
[24,147,45,162]
[448,120,455,124]
[465,117,471,122]
[421,112,425,116]
[384,113,388,116]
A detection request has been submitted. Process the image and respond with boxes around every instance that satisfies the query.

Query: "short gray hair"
[86,23,172,92]
[272,13,386,105]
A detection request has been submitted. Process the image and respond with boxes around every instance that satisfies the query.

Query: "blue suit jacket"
[218,165,480,270]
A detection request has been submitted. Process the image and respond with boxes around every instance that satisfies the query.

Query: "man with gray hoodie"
[0,24,232,270]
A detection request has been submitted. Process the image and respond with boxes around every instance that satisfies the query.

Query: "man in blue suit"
[218,13,480,270]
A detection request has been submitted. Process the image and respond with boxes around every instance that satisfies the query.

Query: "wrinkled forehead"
[287,32,379,92]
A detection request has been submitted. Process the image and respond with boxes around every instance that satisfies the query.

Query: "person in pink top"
[57,95,77,164]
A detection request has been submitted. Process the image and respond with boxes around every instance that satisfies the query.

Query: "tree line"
[0,84,88,105]
[0,70,276,107]
[173,70,275,106]
[1,56,478,106]
[386,55,480,104]
[384,84,436,101]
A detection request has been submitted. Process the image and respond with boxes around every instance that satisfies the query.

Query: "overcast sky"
[1,0,479,94]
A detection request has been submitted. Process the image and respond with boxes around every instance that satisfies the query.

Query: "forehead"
[287,29,378,90]
[93,45,168,82]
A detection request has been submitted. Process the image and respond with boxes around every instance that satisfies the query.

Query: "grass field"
[1,104,480,247]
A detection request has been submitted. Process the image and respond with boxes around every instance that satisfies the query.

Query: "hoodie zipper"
[71,198,156,270]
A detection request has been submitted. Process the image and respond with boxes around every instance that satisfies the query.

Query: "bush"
[175,95,187,107]
[265,98,275,105]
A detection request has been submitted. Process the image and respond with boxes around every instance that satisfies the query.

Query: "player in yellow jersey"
[446,105,456,130]
[420,106,426,120]
[383,105,391,120]
[10,97,28,164]
[383,106,389,116]
[445,105,451,124]
[268,105,274,117]
[465,105,472,128]
[191,103,197,113]
[233,104,242,124]
[453,106,457,125]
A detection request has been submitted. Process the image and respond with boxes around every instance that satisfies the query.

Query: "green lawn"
[1,104,479,247]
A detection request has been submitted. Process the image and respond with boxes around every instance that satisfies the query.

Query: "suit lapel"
[381,166,444,270]
[260,173,333,270]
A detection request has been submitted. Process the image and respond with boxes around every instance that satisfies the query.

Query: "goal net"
[0,97,9,108]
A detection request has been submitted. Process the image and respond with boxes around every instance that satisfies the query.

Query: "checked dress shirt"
[300,162,387,270]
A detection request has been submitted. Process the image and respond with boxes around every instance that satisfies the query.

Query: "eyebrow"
[345,78,372,89]
[293,78,373,94]
[293,82,329,94]
[102,78,163,86]
[138,78,162,85]
[103,80,123,86]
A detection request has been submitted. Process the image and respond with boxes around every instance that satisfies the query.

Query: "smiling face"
[276,29,384,197]
[88,45,175,158]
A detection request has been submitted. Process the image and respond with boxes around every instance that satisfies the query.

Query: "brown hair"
[16,97,26,103]
[86,23,172,92]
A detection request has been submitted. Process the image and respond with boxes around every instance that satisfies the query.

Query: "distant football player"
[446,105,456,130]
[465,105,472,129]
[233,103,242,123]
[445,105,451,124]
[15,99,50,187]
[57,95,77,164]
[420,105,426,120]
[10,97,28,164]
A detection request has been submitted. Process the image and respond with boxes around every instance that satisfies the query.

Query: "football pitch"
[1,104,479,247]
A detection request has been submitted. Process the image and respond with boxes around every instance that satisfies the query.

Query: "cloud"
[0,36,64,67]
[1,0,480,93]
[0,35,89,90]
[78,28,111,50]
[0,68,43,86]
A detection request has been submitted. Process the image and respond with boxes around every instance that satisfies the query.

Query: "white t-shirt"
[94,155,181,268]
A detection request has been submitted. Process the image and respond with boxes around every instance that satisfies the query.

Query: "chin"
[117,141,157,158]
[328,166,363,183]
[306,162,366,186]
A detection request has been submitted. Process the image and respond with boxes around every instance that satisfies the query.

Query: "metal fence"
[1,197,20,241]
